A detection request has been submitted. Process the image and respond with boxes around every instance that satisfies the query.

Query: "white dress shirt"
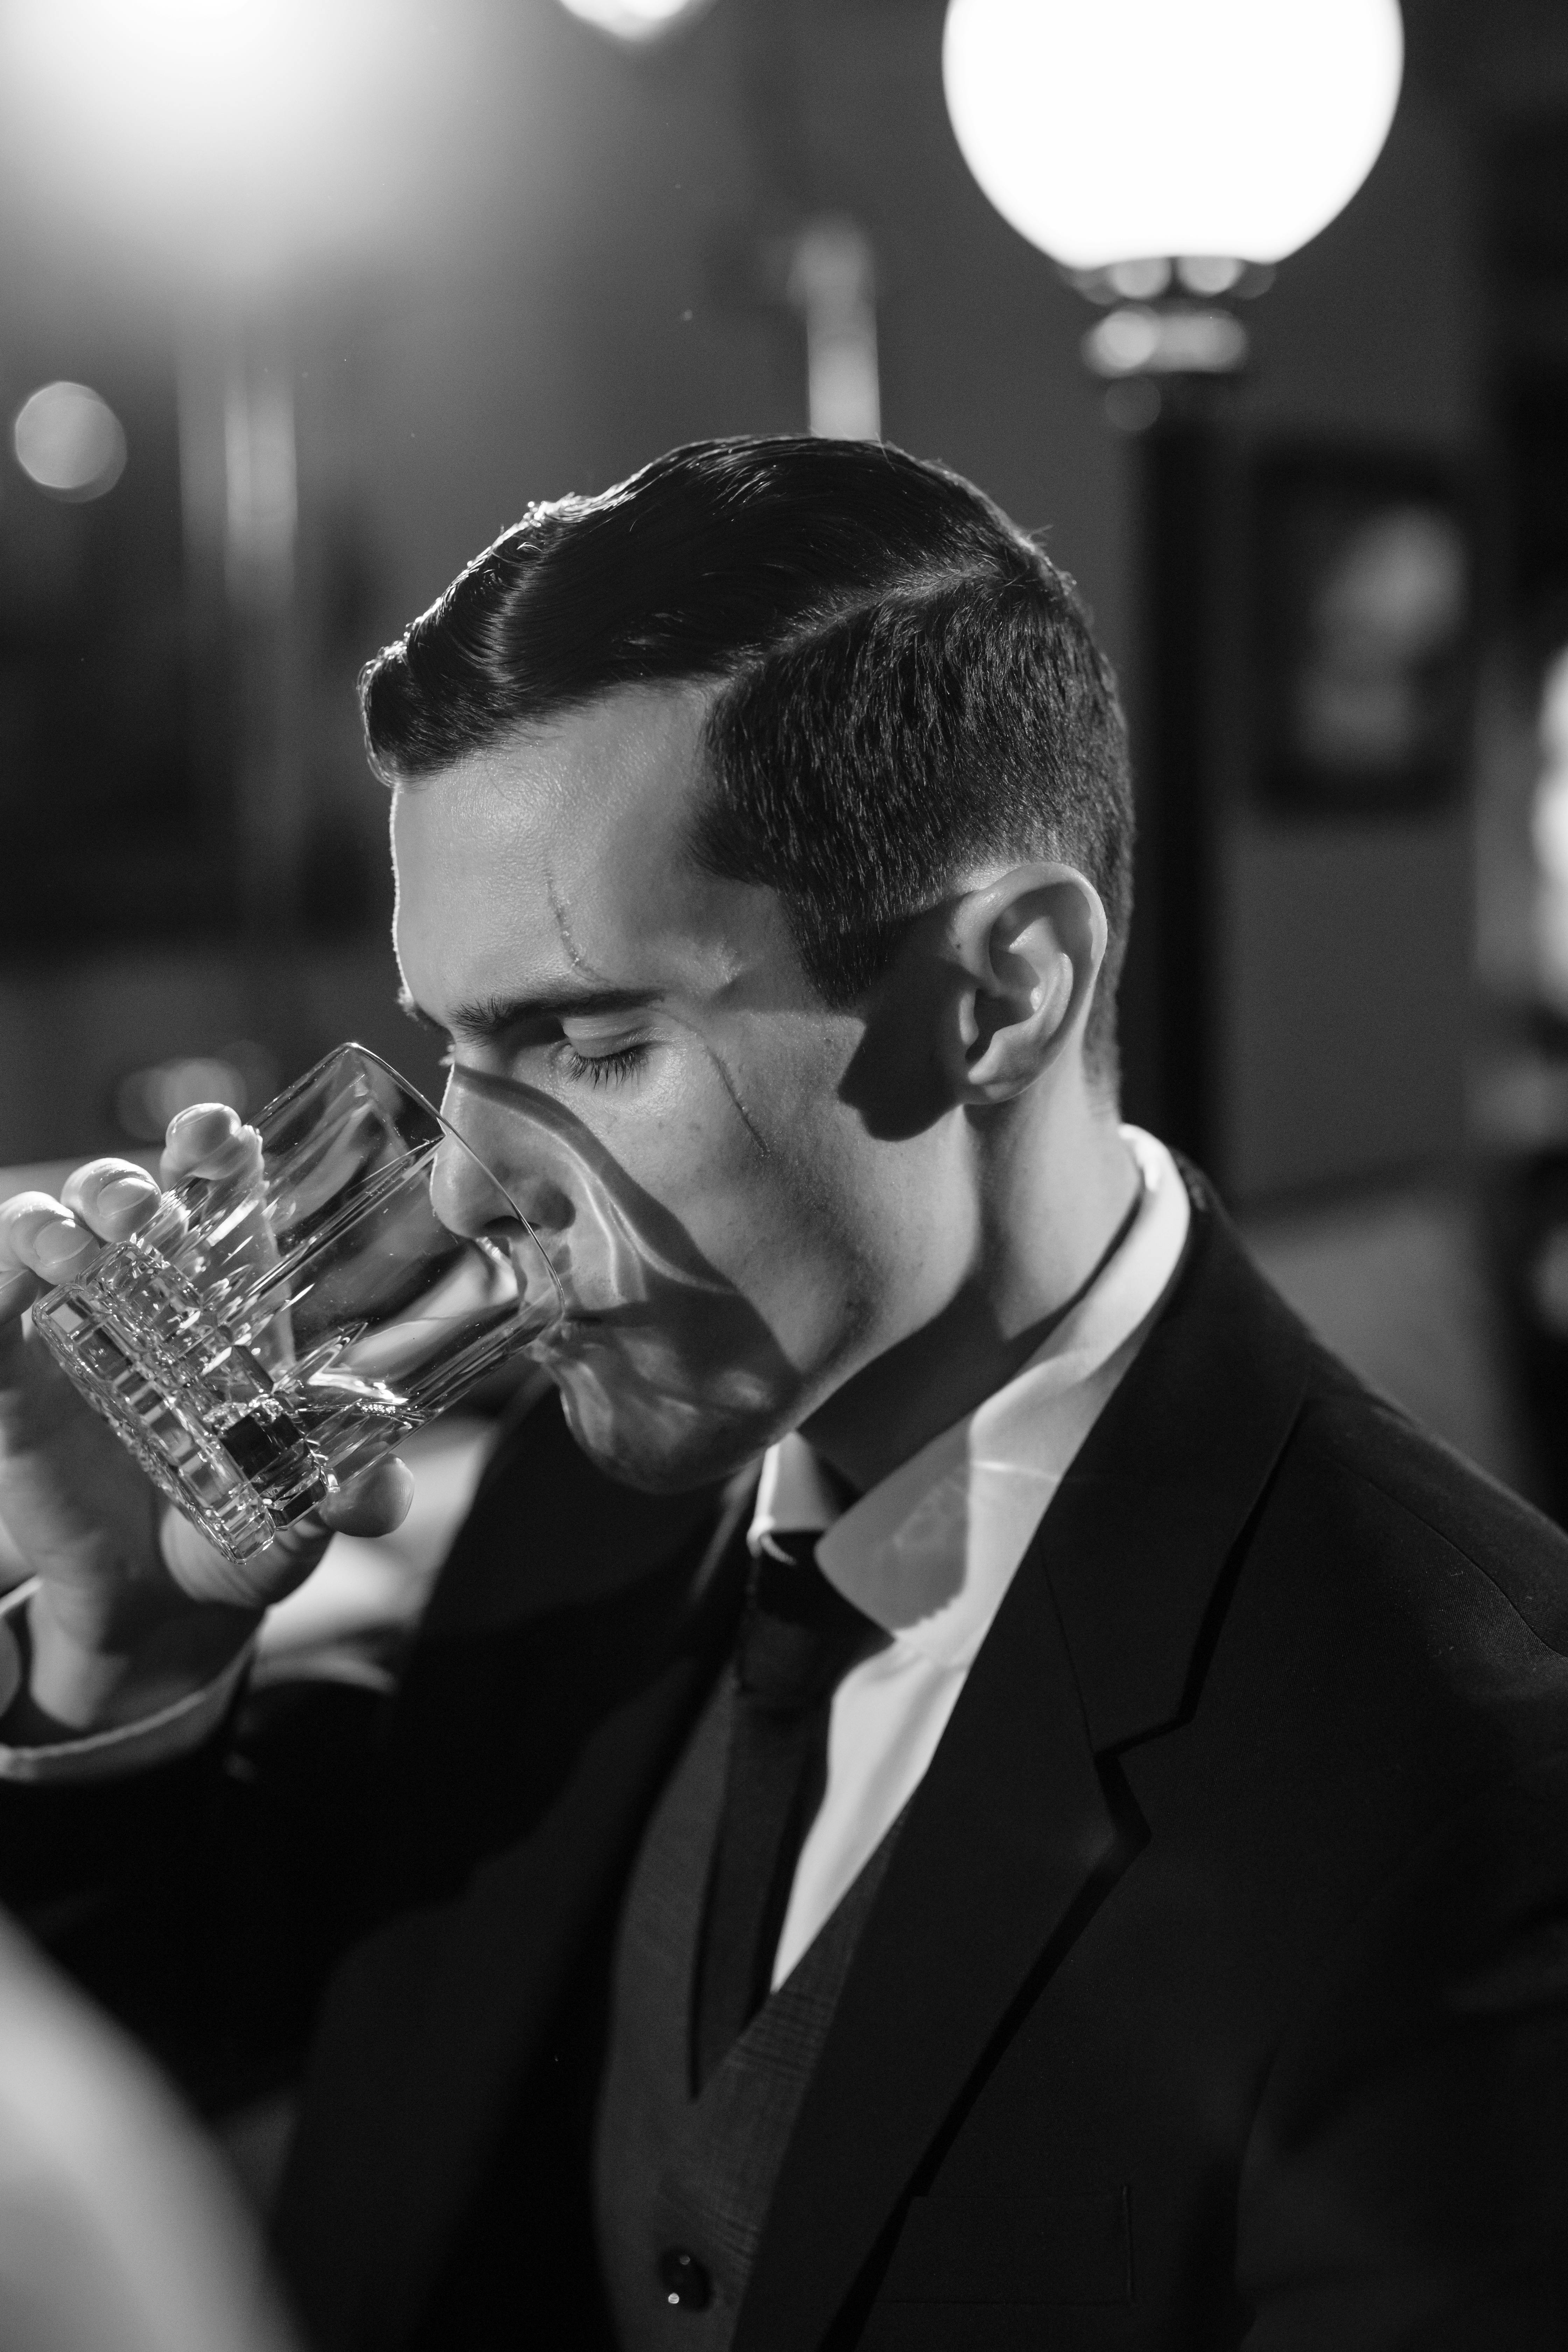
[751,1126,1190,1987]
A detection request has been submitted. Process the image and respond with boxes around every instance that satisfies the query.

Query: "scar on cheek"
[700,1040,770,1160]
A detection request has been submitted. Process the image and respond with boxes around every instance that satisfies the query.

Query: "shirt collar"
[748,1127,1191,1670]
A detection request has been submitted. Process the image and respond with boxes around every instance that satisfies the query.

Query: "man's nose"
[428,1105,575,1249]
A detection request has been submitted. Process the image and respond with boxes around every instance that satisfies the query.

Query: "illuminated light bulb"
[13,382,126,499]
[557,0,715,44]
[942,0,1404,271]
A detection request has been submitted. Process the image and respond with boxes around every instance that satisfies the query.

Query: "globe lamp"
[943,0,1404,286]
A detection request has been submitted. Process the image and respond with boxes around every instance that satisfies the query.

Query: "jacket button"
[659,2248,713,2310]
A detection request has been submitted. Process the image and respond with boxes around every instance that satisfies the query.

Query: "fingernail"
[35,1225,90,1272]
[100,1176,157,1215]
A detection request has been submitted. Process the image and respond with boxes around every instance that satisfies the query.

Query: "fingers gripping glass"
[30,1046,564,1566]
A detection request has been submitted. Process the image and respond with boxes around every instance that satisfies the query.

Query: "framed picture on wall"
[1253,445,1474,816]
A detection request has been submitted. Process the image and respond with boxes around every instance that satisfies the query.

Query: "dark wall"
[1215,78,1483,1200]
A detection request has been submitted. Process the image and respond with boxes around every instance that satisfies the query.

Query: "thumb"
[160,1455,416,1609]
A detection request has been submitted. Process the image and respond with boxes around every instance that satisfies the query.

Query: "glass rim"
[287,1041,565,1310]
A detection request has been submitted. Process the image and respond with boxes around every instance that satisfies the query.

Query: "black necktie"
[691,1531,881,2090]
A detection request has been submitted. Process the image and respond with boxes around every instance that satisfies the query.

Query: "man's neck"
[800,1096,1141,1496]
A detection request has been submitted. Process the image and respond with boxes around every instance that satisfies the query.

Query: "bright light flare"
[0,0,451,278]
[1534,650,1568,888]
[13,382,127,500]
[3,0,338,178]
[942,0,1405,270]
[557,0,715,44]
[1534,647,1568,1012]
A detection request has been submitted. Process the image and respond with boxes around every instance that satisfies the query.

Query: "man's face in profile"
[392,682,974,1491]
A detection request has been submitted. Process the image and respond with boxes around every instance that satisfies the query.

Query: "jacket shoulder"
[1283,1343,1568,1661]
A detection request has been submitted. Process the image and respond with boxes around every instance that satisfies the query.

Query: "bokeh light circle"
[13,381,127,500]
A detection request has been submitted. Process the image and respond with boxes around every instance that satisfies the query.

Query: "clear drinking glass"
[29,1044,563,1566]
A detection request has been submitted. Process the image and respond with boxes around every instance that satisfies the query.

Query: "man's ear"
[939,863,1107,1105]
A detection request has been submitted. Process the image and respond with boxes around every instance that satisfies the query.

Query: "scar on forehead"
[547,865,600,979]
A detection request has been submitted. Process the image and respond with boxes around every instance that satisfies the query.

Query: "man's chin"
[550,1366,784,1496]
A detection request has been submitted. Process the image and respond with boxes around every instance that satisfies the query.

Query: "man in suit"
[0,435,1566,2350]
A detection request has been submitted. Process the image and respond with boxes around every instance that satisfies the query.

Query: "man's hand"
[0,1106,412,1736]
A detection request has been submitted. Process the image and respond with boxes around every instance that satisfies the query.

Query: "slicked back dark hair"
[361,435,1133,1080]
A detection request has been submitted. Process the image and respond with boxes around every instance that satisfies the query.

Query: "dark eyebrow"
[397,981,662,1043]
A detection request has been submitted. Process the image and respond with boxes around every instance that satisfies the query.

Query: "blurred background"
[3,0,1568,1530]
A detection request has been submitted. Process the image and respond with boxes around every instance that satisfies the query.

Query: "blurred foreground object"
[0,1908,295,2352]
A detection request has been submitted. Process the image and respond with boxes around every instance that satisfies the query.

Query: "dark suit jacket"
[3,1176,1567,2351]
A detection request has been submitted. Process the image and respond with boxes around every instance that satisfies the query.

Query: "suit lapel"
[737,1188,1313,2350]
[737,1524,1123,2352]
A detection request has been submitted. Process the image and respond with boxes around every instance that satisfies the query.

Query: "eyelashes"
[554,1041,650,1090]
[438,1041,651,1091]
